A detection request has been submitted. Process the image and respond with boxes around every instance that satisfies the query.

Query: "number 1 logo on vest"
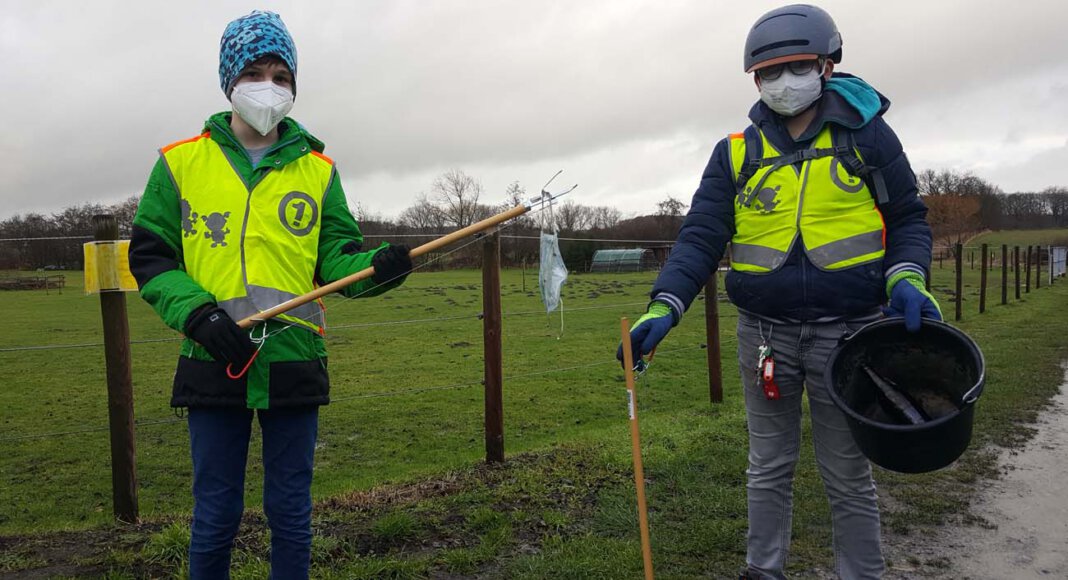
[278,191,319,236]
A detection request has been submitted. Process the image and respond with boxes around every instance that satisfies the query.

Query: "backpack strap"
[737,125,839,207]
[736,124,889,208]
[735,125,764,198]
[831,126,890,205]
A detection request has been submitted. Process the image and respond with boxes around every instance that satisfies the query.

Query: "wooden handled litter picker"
[235,189,573,330]
[620,317,655,580]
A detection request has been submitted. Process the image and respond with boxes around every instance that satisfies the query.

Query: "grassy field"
[1,261,1067,578]
[970,228,1068,249]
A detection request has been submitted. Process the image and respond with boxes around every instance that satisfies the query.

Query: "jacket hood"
[203,112,326,153]
[749,72,890,142]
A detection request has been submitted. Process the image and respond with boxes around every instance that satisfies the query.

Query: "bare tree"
[398,194,448,231]
[111,196,141,237]
[1042,186,1068,227]
[590,206,623,230]
[502,181,537,228]
[501,181,537,265]
[656,195,687,217]
[916,169,957,196]
[431,169,483,229]
[924,194,982,248]
[655,194,687,238]
[554,200,592,232]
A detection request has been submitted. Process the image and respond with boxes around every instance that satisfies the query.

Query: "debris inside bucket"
[861,364,962,425]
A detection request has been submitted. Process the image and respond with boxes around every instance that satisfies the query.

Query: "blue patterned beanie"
[219,10,297,99]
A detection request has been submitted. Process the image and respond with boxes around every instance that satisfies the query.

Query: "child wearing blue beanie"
[219,10,298,98]
[129,10,412,579]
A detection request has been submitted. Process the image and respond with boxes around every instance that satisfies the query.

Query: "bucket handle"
[961,382,983,405]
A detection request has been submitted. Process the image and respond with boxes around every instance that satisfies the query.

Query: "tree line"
[0,170,685,271]
[3,167,1065,271]
[916,169,1068,248]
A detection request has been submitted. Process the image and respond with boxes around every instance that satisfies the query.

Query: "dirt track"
[886,366,1068,579]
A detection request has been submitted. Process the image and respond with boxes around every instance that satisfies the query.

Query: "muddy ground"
[884,367,1068,580]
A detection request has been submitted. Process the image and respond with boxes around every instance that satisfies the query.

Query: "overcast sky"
[2,0,1066,221]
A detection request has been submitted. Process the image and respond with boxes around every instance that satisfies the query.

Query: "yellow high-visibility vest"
[160,132,334,333]
[727,126,885,273]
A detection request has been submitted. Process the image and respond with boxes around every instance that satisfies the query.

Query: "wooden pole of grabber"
[620,318,655,580]
[236,204,529,328]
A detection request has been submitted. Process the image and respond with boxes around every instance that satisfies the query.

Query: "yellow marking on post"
[83,240,138,294]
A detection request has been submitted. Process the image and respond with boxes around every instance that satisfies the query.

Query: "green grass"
[140,521,190,566]
[1,258,1067,578]
[0,268,671,533]
[970,227,1068,249]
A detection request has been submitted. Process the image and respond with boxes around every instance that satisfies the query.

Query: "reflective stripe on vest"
[161,133,333,334]
[727,126,885,272]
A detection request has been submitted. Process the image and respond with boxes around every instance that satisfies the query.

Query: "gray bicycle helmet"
[744,4,842,73]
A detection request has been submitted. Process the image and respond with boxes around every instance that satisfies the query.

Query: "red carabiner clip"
[226,348,260,380]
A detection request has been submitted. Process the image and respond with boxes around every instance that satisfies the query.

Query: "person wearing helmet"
[619,4,940,579]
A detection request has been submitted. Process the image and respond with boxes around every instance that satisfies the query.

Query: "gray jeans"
[737,311,884,580]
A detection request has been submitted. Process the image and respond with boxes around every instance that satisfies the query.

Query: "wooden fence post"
[1049,245,1055,286]
[1036,246,1042,289]
[1014,246,1020,300]
[1001,244,1008,305]
[1025,245,1032,293]
[93,214,138,522]
[970,249,974,270]
[481,230,505,463]
[954,243,962,321]
[704,272,722,404]
[979,243,988,314]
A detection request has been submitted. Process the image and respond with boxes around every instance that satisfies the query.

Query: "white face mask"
[759,67,823,117]
[539,231,568,313]
[230,81,294,136]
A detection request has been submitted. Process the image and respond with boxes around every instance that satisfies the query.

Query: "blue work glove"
[883,271,942,333]
[616,301,675,369]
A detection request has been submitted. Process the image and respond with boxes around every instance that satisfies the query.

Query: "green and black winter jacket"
[130,112,402,409]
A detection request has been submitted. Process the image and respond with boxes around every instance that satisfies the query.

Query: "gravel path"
[886,366,1068,579]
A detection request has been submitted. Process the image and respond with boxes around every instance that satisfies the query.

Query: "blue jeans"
[187,406,318,580]
[737,312,884,580]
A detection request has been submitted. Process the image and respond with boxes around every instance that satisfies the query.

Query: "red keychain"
[757,342,780,401]
[761,355,780,400]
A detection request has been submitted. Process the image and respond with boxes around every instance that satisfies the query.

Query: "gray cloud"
[2,0,1066,220]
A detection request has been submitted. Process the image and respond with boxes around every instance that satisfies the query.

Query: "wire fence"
[2,225,697,449]
[0,343,707,443]
[3,225,1064,525]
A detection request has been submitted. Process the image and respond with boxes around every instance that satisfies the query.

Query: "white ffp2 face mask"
[231,81,294,136]
[759,68,823,117]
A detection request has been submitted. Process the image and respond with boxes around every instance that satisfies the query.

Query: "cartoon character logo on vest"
[739,185,781,213]
[180,199,199,238]
[201,211,231,247]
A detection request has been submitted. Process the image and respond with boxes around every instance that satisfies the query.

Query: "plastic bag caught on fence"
[539,231,568,314]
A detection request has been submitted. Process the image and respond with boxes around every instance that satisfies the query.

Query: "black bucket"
[825,318,985,473]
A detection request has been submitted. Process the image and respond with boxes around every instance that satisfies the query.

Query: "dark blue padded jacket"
[651,73,932,322]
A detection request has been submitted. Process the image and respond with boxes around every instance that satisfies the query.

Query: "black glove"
[371,244,412,284]
[185,306,256,366]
